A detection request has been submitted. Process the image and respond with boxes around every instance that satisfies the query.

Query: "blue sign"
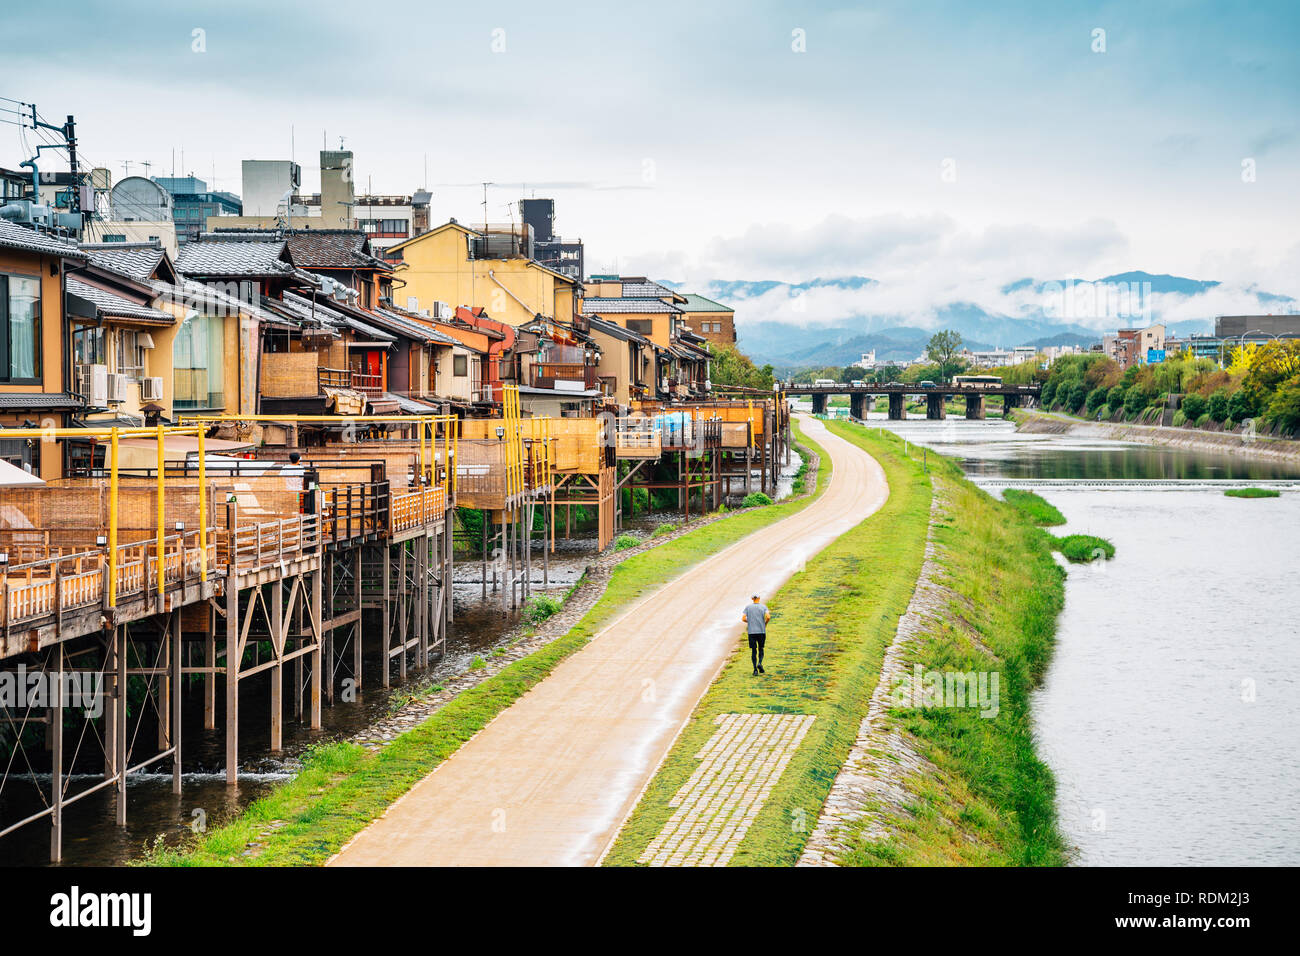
[1146,349,1166,364]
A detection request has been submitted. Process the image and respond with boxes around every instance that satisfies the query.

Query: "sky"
[3,0,1298,330]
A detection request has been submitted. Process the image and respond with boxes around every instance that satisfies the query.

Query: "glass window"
[0,274,41,382]
[453,354,468,377]
[116,329,144,382]
[173,311,225,409]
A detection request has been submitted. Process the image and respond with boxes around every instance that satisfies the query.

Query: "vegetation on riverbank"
[1002,489,1067,526]
[145,424,829,867]
[1036,344,1300,437]
[603,422,932,866]
[839,454,1068,866]
[1225,487,1281,498]
[1054,534,1116,563]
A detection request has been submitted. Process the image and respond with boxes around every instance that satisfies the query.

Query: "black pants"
[748,632,766,669]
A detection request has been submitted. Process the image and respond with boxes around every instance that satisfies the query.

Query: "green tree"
[1123,385,1148,416]
[1264,375,1300,433]
[1085,387,1108,414]
[1067,382,1088,411]
[709,344,774,389]
[925,330,966,382]
[1041,380,1058,407]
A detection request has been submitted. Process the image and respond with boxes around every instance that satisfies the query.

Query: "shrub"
[469,656,486,671]
[1123,385,1149,416]
[741,492,774,508]
[651,522,678,537]
[614,534,639,551]
[1207,388,1230,422]
[1194,413,1211,427]
[1180,393,1206,420]
[1172,410,1187,427]
[1054,534,1115,563]
[1227,389,1258,422]
[523,594,563,624]
[1041,380,1057,407]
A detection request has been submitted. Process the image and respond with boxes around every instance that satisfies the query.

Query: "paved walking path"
[330,416,887,866]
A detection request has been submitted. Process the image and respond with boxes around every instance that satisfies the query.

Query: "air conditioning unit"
[433,301,453,320]
[106,373,129,404]
[77,364,109,406]
[140,376,163,401]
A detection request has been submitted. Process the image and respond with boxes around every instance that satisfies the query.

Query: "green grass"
[522,594,563,624]
[1002,489,1067,526]
[1054,534,1115,563]
[614,534,639,550]
[605,422,1069,867]
[146,422,830,867]
[1225,487,1281,498]
[741,491,774,507]
[604,423,932,866]
[839,461,1069,866]
[651,522,678,537]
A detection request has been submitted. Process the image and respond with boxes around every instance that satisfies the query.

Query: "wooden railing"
[391,485,448,533]
[225,515,319,571]
[350,371,384,396]
[1,532,217,630]
[321,481,389,545]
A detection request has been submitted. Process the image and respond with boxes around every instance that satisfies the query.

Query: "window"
[102,234,127,243]
[0,274,41,383]
[116,330,145,382]
[453,354,468,377]
[173,311,225,409]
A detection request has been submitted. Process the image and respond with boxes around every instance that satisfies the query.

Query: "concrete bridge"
[784,382,1041,419]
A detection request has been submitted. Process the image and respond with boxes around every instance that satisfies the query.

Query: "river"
[866,413,1300,866]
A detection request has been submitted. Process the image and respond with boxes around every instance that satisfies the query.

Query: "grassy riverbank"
[840,438,1068,866]
[605,421,1069,867]
[604,422,933,866]
[145,424,829,867]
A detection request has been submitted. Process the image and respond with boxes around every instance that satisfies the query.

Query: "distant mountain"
[658,270,1292,368]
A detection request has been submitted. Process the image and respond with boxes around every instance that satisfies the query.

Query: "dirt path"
[329,416,887,866]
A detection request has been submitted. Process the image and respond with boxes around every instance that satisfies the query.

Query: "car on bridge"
[918,380,937,388]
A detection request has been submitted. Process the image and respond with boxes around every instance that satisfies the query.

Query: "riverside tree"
[925,330,966,382]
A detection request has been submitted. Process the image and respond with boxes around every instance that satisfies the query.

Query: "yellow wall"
[391,224,575,326]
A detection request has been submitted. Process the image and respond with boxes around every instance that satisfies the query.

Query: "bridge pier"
[811,393,828,415]
[965,394,986,419]
[926,393,946,420]
[849,393,868,420]
[888,393,904,420]
[1004,393,1021,413]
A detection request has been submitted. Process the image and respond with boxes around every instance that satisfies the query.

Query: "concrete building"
[1215,314,1300,341]
[1103,323,1165,369]
[240,159,302,218]
[520,198,584,280]
[153,176,242,243]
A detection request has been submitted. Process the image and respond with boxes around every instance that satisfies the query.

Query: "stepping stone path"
[638,712,815,867]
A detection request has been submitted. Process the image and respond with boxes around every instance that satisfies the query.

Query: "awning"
[0,458,44,487]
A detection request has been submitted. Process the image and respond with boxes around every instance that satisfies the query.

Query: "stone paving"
[638,712,815,867]
[798,480,952,866]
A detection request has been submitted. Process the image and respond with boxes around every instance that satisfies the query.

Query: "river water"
[864,413,1300,866]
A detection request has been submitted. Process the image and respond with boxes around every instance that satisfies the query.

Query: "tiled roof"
[81,243,166,281]
[678,293,732,312]
[586,315,652,345]
[279,292,395,343]
[583,297,681,314]
[285,230,391,271]
[620,280,677,298]
[66,278,173,323]
[176,236,291,277]
[0,392,84,410]
[0,219,86,260]
[371,308,459,345]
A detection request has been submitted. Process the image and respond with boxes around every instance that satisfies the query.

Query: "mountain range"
[662,272,1293,370]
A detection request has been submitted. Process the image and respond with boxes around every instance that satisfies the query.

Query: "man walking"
[742,595,771,676]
